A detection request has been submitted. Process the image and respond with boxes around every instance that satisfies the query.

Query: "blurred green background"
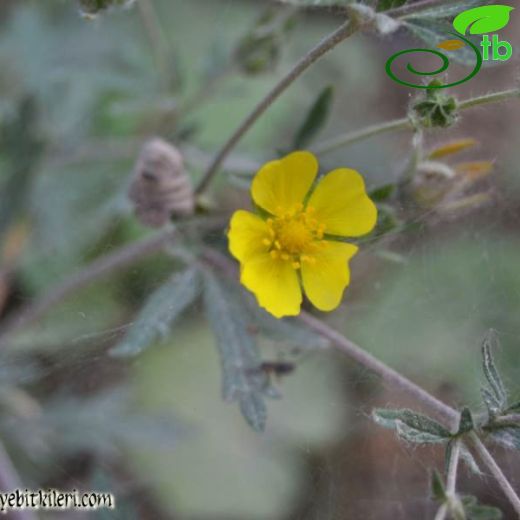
[0,0,520,518]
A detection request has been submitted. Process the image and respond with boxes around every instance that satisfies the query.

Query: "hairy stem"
[0,228,177,347]
[313,87,520,155]
[458,88,520,111]
[470,433,520,516]
[313,117,410,155]
[298,310,458,426]
[194,20,358,195]
[137,0,169,74]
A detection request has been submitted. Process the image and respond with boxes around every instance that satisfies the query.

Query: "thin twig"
[298,310,458,426]
[0,440,37,520]
[313,117,410,155]
[470,433,520,517]
[313,87,520,156]
[387,0,455,19]
[458,88,520,111]
[137,0,169,74]
[435,440,462,520]
[0,228,177,347]
[194,20,359,195]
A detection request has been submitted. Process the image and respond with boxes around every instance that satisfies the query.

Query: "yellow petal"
[428,138,478,160]
[307,168,377,237]
[228,210,269,263]
[251,151,318,216]
[301,241,358,312]
[241,254,302,318]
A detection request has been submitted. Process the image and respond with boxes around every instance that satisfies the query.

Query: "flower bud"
[78,0,135,17]
[129,138,195,228]
[411,82,458,128]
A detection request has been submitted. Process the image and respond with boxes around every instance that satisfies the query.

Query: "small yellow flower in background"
[227,151,377,318]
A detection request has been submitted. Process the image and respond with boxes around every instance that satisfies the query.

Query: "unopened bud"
[129,138,195,228]
[78,0,135,17]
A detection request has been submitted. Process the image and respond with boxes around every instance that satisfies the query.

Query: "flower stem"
[137,0,169,75]
[458,88,520,111]
[313,87,520,156]
[313,117,410,155]
[298,310,458,426]
[194,20,359,195]
[0,228,176,347]
[433,441,461,520]
[470,433,520,516]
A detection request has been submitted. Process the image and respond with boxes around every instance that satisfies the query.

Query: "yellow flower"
[227,151,377,318]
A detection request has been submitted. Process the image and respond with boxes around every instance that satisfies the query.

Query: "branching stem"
[313,87,520,155]
[194,20,358,195]
[470,433,520,517]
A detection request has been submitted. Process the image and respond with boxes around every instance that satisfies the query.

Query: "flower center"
[262,204,326,269]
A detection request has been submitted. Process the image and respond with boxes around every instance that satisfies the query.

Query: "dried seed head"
[129,138,195,228]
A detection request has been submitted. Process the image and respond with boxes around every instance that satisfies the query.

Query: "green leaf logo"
[453,5,514,35]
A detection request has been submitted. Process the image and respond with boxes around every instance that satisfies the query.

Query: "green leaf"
[405,1,493,21]
[110,267,202,357]
[369,184,396,202]
[403,19,483,67]
[481,329,507,414]
[431,469,447,501]
[0,96,44,241]
[292,86,334,150]
[453,5,514,36]
[457,407,474,435]
[377,0,407,12]
[202,271,269,432]
[490,426,520,451]
[372,408,452,444]
[461,495,503,519]
[507,401,520,412]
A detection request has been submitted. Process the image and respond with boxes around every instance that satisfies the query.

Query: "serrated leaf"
[403,19,483,66]
[372,408,452,443]
[110,267,201,357]
[462,495,503,519]
[404,1,493,21]
[202,271,269,432]
[453,5,513,36]
[457,407,474,435]
[490,426,520,451]
[431,469,447,501]
[481,330,507,413]
[396,421,450,444]
[465,505,503,520]
[481,387,502,417]
[293,86,334,150]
